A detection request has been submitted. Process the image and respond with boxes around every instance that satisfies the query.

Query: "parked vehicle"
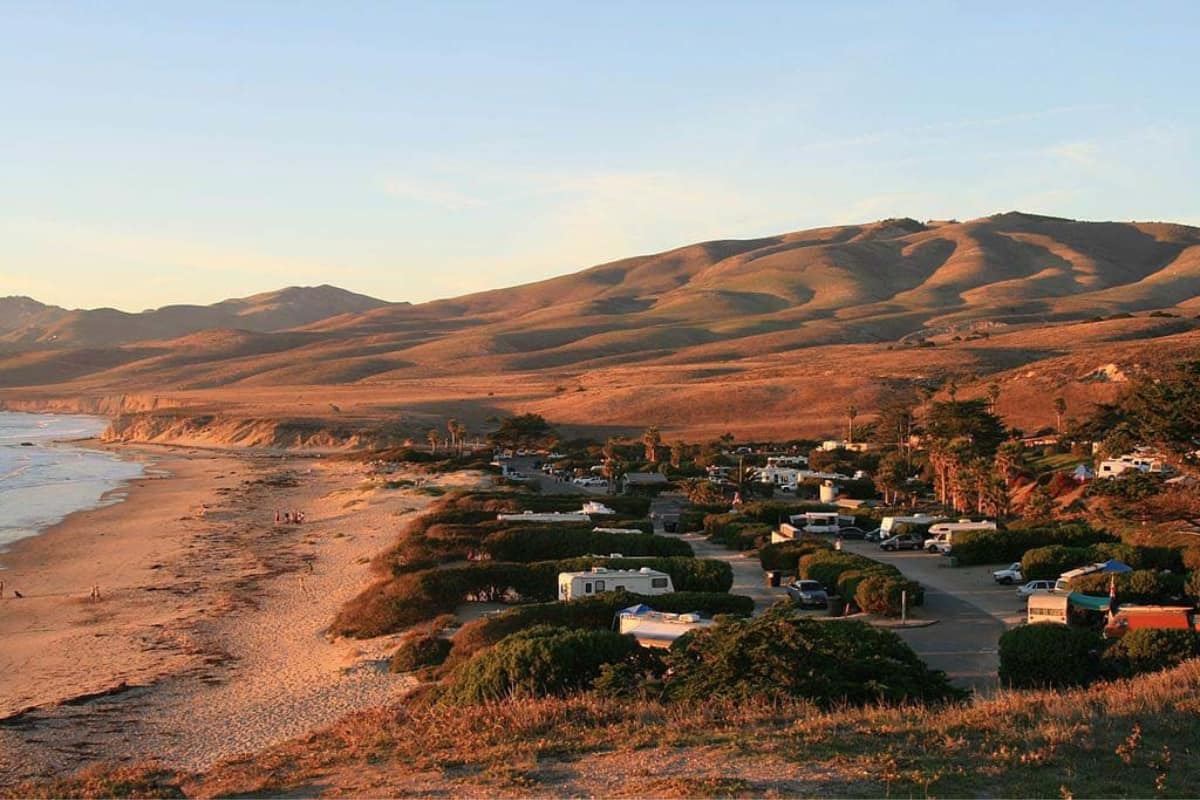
[992,562,1023,585]
[925,520,997,554]
[880,532,926,551]
[785,579,829,608]
[837,526,866,540]
[1017,579,1056,598]
[864,527,884,543]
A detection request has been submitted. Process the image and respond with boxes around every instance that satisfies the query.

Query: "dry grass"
[163,660,1200,798]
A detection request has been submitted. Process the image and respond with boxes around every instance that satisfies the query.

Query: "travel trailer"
[497,511,591,523]
[924,519,997,553]
[616,605,714,648]
[557,567,674,601]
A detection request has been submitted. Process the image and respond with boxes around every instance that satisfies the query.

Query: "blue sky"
[1,1,1197,310]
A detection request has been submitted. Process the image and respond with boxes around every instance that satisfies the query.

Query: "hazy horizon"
[3,2,1198,311]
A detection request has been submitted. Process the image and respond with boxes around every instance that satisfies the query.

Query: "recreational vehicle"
[557,566,674,601]
[616,606,714,648]
[924,519,997,553]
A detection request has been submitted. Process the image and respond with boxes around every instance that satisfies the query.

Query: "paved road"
[840,540,1020,695]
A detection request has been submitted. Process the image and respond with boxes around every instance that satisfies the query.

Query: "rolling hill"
[2,212,1199,444]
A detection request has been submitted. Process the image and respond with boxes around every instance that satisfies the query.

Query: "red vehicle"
[1103,605,1200,638]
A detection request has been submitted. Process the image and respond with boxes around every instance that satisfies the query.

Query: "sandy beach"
[0,443,480,786]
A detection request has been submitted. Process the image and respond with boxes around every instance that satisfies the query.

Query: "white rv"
[924,519,997,553]
[557,567,674,601]
[1097,455,1169,478]
[497,511,591,523]
[617,607,714,648]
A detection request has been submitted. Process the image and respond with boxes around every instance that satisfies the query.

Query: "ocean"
[0,411,145,557]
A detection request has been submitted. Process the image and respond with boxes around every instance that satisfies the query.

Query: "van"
[924,520,997,554]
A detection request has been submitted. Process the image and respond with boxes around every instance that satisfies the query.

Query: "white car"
[992,563,1023,585]
[1016,579,1056,598]
[573,477,607,487]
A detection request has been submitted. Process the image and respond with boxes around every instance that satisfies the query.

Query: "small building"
[558,566,674,601]
[497,511,591,523]
[616,604,714,648]
[766,455,808,468]
[820,439,873,453]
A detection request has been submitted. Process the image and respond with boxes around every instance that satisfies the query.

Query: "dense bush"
[854,575,923,616]
[998,624,1103,689]
[1101,629,1199,679]
[758,538,831,572]
[664,610,965,707]
[1021,545,1095,581]
[1088,472,1164,500]
[736,501,837,526]
[444,590,754,668]
[442,626,645,703]
[390,634,452,673]
[482,528,692,561]
[703,513,772,550]
[333,555,735,638]
[952,522,1118,566]
[1069,569,1185,605]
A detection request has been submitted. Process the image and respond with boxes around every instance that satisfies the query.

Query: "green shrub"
[664,610,965,707]
[442,626,643,703]
[332,556,735,638]
[1186,570,1200,602]
[854,575,923,617]
[482,528,692,561]
[953,522,1117,566]
[998,624,1103,689]
[444,590,754,669]
[1070,569,1185,605]
[1021,545,1094,581]
[758,538,832,572]
[703,513,771,550]
[1102,629,1199,678]
[390,635,452,673]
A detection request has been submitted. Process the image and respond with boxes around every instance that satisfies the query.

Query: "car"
[992,562,1024,585]
[837,526,866,540]
[785,579,829,608]
[863,527,884,543]
[1016,579,1056,598]
[880,532,925,551]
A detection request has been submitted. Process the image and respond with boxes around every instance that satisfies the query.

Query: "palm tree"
[426,429,439,454]
[642,426,662,462]
[1053,397,1067,432]
[670,441,686,469]
[945,378,959,403]
[446,419,458,450]
[453,422,468,454]
[846,404,858,444]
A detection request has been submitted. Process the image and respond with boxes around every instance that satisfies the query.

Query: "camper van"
[557,567,674,601]
[786,511,855,535]
[924,520,997,554]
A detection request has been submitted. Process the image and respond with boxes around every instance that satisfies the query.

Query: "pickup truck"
[880,532,925,551]
[992,562,1023,585]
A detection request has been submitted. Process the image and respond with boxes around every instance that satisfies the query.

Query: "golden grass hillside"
[17,660,1200,798]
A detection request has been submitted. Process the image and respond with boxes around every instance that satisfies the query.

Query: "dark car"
[785,579,829,608]
[836,526,866,540]
[880,532,925,551]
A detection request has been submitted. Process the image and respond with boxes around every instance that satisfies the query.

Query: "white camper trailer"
[557,566,674,601]
[924,519,998,553]
[617,606,714,648]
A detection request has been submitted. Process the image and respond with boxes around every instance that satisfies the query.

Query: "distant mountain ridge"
[0,285,390,349]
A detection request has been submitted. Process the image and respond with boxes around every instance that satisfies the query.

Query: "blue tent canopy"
[1099,559,1133,573]
[620,604,654,616]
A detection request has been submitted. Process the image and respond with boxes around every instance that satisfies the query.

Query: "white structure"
[820,440,873,453]
[1097,454,1169,478]
[924,519,997,553]
[497,511,591,523]
[757,466,802,486]
[581,501,616,515]
[616,606,714,648]
[772,512,858,541]
[818,480,839,503]
[880,514,946,535]
[558,567,674,600]
[592,527,645,535]
[1027,593,1070,624]
[767,455,808,468]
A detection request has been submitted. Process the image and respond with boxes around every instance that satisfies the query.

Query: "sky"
[1,1,1198,311]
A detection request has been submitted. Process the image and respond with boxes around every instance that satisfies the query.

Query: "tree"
[453,422,469,454]
[1026,484,1055,520]
[1053,397,1067,432]
[998,624,1102,689]
[846,404,858,444]
[602,437,624,492]
[924,400,1006,512]
[987,382,1001,414]
[426,429,439,453]
[945,377,959,403]
[447,418,458,450]
[489,414,556,450]
[875,451,910,505]
[642,426,662,463]
[669,441,686,469]
[872,389,919,468]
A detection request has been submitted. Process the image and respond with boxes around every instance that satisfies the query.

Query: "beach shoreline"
[0,442,482,787]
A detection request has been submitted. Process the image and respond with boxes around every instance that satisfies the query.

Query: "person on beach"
[275,510,281,524]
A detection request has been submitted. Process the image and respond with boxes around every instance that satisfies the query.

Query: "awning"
[1099,559,1133,574]
[1067,592,1113,611]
